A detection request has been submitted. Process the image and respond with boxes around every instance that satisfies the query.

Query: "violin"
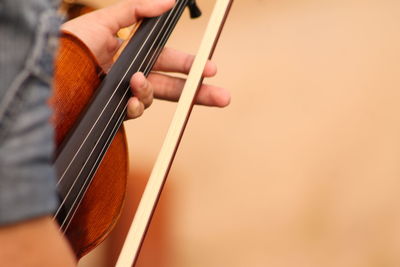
[51,0,232,263]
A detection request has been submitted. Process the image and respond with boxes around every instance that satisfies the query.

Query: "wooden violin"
[51,0,232,264]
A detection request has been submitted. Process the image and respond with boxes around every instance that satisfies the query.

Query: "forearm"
[0,216,76,267]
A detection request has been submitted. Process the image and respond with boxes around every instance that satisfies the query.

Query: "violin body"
[50,0,200,259]
[51,32,127,258]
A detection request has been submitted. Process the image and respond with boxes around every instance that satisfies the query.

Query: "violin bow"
[116,0,233,265]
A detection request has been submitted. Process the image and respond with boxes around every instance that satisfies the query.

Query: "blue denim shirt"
[0,0,62,225]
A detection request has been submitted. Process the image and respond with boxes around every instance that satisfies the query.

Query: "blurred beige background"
[78,0,400,266]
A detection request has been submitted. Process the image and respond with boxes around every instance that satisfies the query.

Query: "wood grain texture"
[52,32,127,258]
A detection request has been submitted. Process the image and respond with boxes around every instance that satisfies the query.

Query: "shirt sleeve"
[0,0,61,225]
[0,3,102,226]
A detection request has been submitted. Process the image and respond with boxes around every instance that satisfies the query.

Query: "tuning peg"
[187,0,202,18]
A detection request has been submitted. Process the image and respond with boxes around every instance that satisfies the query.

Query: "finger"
[98,0,176,35]
[130,72,154,108]
[149,72,231,107]
[127,97,145,119]
[153,47,217,77]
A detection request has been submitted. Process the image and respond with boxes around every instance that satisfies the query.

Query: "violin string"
[54,1,176,222]
[55,18,166,188]
[57,4,179,229]
[57,0,187,189]
[140,5,187,76]
[60,3,186,232]
[55,0,186,189]
[58,0,188,231]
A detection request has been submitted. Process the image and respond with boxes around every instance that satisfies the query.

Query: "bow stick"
[116,0,233,265]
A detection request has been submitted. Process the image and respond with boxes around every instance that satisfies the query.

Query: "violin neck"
[54,0,190,231]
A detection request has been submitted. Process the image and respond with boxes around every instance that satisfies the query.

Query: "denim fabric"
[0,0,62,225]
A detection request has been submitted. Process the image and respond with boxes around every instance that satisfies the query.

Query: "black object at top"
[188,0,202,18]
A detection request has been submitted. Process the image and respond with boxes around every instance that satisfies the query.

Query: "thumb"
[97,0,176,35]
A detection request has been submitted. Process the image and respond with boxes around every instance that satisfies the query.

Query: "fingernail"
[215,88,231,107]
[205,61,217,76]
[136,72,147,88]
[128,98,140,118]
[141,75,148,89]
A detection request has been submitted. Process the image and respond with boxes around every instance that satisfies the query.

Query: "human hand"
[61,0,230,119]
